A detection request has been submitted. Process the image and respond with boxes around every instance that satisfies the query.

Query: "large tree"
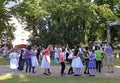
[94,0,120,44]
[0,0,15,45]
[11,0,118,47]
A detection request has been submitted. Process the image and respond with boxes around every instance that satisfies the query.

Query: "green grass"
[0,74,120,83]
[0,54,120,66]
[102,56,120,66]
[0,55,9,65]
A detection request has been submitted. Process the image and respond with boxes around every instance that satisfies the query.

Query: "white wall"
[9,16,30,47]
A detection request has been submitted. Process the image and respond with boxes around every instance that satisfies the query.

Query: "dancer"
[41,45,53,76]
[59,47,66,77]
[88,50,96,77]
[83,47,89,74]
[95,46,103,73]
[67,49,74,75]
[9,48,19,72]
[31,47,39,73]
[24,45,33,74]
[18,49,25,71]
[71,46,83,76]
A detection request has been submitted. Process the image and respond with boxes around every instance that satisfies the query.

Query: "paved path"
[0,65,120,77]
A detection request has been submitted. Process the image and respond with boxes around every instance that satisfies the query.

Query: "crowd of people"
[0,41,115,77]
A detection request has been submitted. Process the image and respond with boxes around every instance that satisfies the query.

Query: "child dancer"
[71,48,83,76]
[59,47,66,77]
[88,50,96,77]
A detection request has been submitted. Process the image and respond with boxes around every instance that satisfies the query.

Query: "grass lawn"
[0,55,9,65]
[0,74,120,83]
[0,54,120,66]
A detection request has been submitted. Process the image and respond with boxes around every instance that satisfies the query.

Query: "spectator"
[104,43,114,73]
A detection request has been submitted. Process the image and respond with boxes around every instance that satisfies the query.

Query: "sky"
[5,0,23,8]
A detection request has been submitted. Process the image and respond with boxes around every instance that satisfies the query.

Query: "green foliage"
[94,0,120,44]
[0,0,15,45]
[4,0,120,46]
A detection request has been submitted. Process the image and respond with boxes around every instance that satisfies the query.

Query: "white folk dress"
[71,56,83,68]
[31,56,39,67]
[41,54,50,68]
[9,52,19,69]
[31,50,39,67]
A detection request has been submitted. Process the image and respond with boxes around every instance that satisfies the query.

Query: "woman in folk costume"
[54,46,59,64]
[41,45,53,75]
[9,48,19,72]
[59,47,66,77]
[24,45,33,74]
[88,50,96,77]
[71,47,83,76]
[31,47,39,73]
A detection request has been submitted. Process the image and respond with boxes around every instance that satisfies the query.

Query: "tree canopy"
[0,0,120,47]
[0,0,15,45]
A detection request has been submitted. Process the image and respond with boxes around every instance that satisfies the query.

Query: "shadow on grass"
[0,73,120,83]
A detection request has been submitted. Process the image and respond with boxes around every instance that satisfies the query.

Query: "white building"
[9,16,30,47]
[5,0,30,47]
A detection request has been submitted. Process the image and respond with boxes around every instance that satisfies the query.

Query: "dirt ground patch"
[0,65,120,77]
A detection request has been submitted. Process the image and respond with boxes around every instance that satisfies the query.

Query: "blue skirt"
[88,60,96,69]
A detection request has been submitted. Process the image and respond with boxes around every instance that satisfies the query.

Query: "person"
[65,45,70,63]
[24,45,33,74]
[79,44,85,64]
[83,47,89,74]
[54,46,59,64]
[88,50,96,77]
[95,46,103,73]
[71,46,83,76]
[104,43,114,73]
[36,46,42,62]
[67,49,74,75]
[18,49,25,71]
[41,45,53,76]
[92,41,99,51]
[9,48,19,72]
[2,45,8,60]
[59,47,66,77]
[31,47,39,73]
